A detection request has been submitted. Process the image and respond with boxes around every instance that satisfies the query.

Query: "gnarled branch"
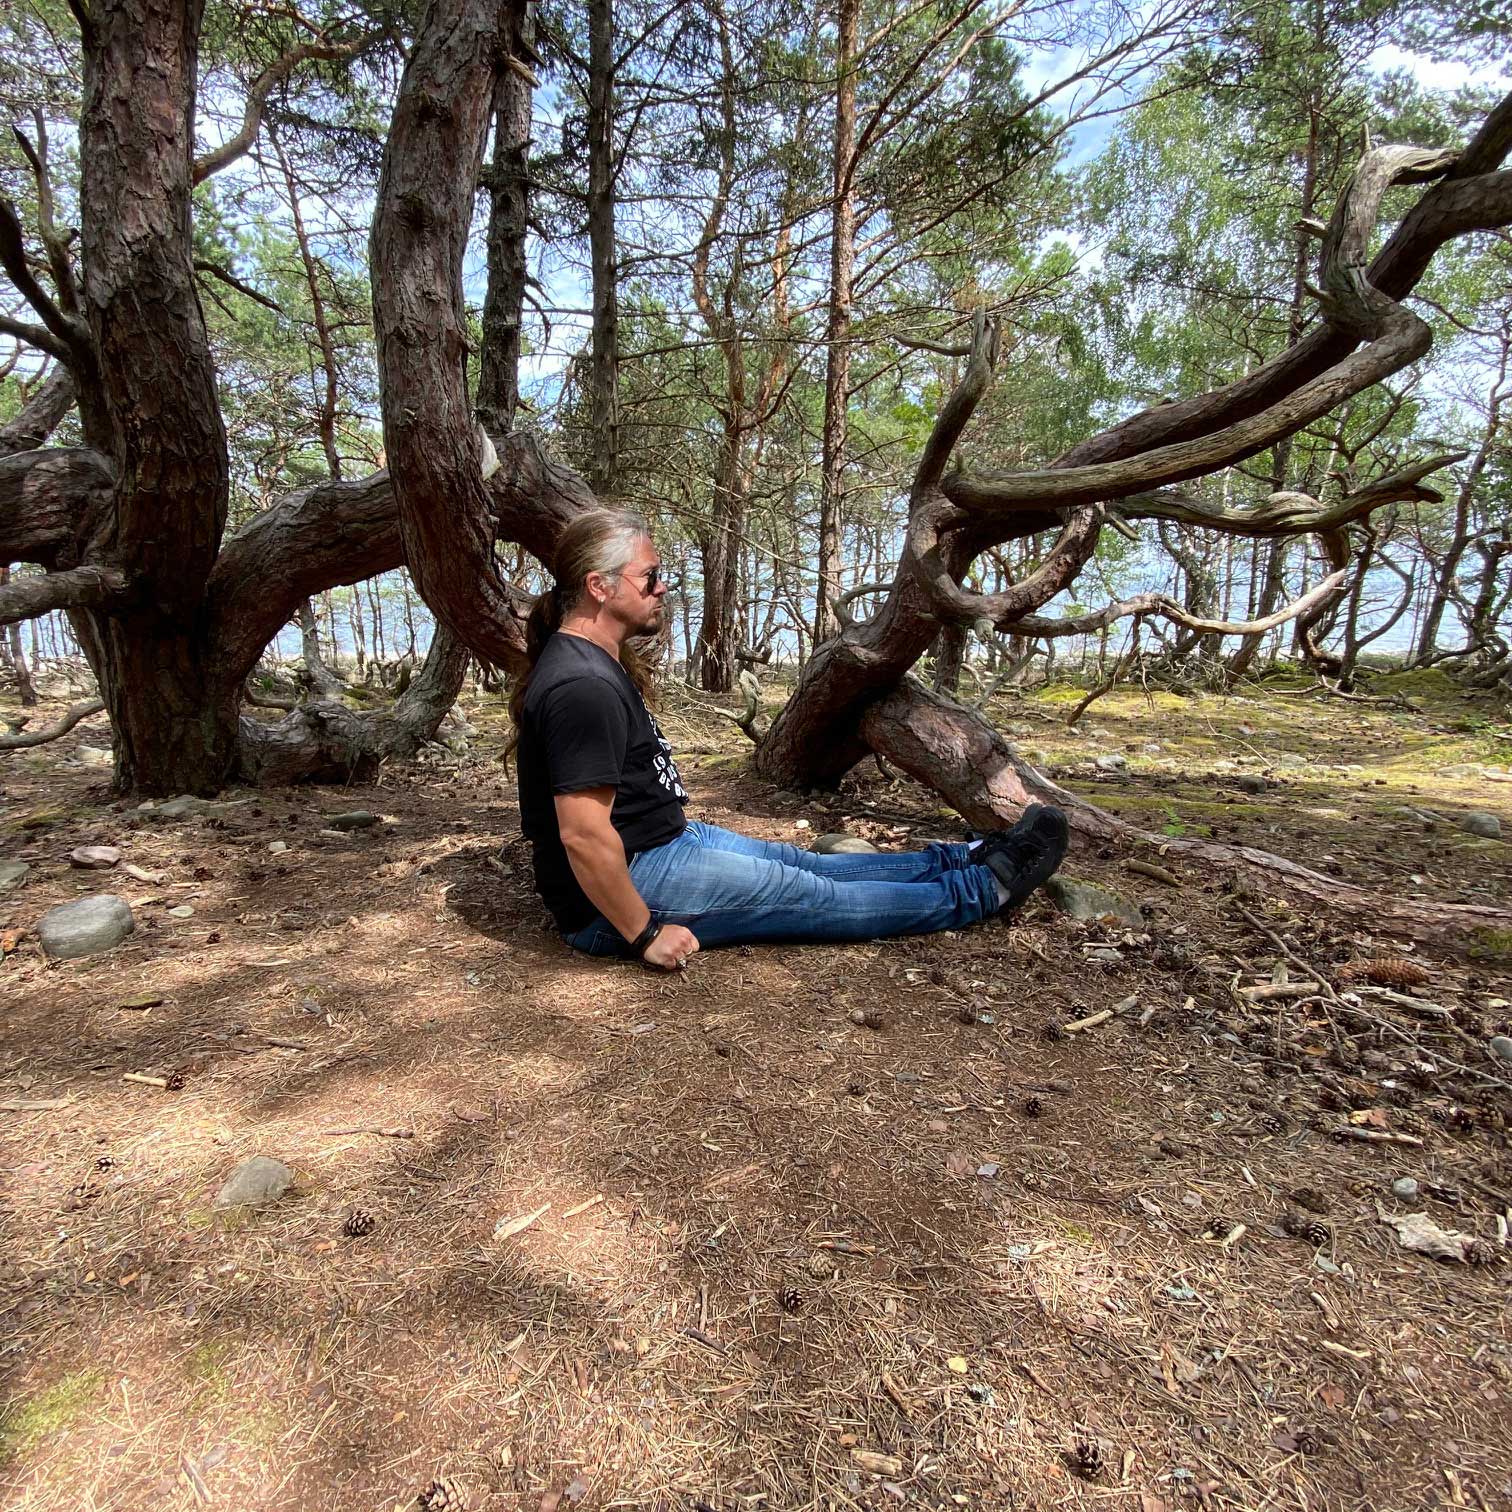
[0,698,105,750]
[0,564,125,626]
[1013,570,1348,642]
[192,38,366,184]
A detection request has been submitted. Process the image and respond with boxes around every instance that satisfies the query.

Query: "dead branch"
[1016,570,1348,643]
[0,698,105,750]
[192,37,366,184]
[193,259,284,314]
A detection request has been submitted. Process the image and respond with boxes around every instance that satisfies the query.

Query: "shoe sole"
[1000,809,1070,911]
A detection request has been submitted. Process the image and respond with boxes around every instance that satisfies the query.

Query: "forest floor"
[1,670,1510,1512]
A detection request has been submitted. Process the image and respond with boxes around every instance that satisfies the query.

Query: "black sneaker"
[978,805,1070,911]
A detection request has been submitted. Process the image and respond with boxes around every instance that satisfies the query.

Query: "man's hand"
[642,923,699,971]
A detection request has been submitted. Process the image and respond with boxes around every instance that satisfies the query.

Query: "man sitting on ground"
[507,510,1069,972]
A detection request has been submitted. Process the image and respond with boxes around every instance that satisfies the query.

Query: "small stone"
[74,745,113,767]
[167,904,195,918]
[0,860,29,893]
[1488,1035,1512,1064]
[267,840,289,855]
[154,795,247,819]
[1458,812,1501,840]
[1438,763,1484,779]
[1094,753,1128,773]
[810,832,881,855]
[1237,775,1265,795]
[37,895,135,960]
[1044,875,1144,928]
[1391,1177,1420,1201]
[213,1155,294,1209]
[70,845,122,870]
[326,811,380,832]
[1273,753,1308,768]
[793,818,811,830]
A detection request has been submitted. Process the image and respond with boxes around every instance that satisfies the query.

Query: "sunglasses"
[629,564,677,594]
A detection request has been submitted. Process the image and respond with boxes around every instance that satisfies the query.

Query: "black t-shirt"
[517,633,688,932]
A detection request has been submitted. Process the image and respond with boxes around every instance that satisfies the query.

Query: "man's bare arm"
[554,789,698,968]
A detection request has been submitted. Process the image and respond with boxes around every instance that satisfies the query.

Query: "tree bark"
[814,0,859,647]
[586,0,620,497]
[0,368,75,456]
[477,0,533,436]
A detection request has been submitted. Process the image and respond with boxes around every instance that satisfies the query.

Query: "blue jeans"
[563,820,1001,955]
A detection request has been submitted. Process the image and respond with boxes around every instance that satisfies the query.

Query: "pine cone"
[344,1209,377,1238]
[1293,1426,1321,1455]
[1444,1105,1476,1135]
[1335,956,1430,990]
[1071,1437,1104,1480]
[1259,1111,1288,1136]
[165,1070,187,1092]
[1023,1096,1044,1118]
[418,1479,467,1512]
[779,1285,802,1314]
[95,1155,116,1172]
[1303,1220,1331,1248]
[845,1075,867,1097]
[1204,1215,1238,1241]
[1465,1238,1500,1268]
[1042,1017,1066,1042]
[1290,1187,1329,1215]
[1384,1083,1415,1108]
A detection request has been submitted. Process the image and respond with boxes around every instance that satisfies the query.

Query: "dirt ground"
[2,673,1510,1512]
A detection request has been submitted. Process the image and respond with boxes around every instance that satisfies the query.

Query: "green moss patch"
[0,1369,107,1462]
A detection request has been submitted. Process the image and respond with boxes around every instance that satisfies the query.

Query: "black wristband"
[626,918,661,957]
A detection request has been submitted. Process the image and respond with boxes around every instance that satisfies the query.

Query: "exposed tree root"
[858,677,1512,957]
[236,626,470,785]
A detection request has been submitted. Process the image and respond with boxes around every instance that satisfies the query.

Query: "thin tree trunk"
[814,0,859,648]
[586,0,619,496]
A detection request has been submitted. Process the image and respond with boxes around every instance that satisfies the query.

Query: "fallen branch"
[0,697,105,749]
[322,1124,415,1138]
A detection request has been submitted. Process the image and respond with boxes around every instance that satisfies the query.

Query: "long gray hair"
[504,508,654,767]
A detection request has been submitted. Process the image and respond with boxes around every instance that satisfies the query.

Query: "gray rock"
[146,795,251,820]
[1391,1177,1420,1202]
[1272,753,1308,769]
[74,744,113,767]
[0,860,28,893]
[1439,763,1483,780]
[326,810,380,831]
[213,1155,294,1210]
[1236,754,1264,767]
[1044,875,1145,928]
[1458,812,1502,840]
[1237,775,1266,795]
[37,894,135,960]
[1094,753,1128,773]
[1489,1035,1512,1065]
[809,832,881,855]
[69,845,121,870]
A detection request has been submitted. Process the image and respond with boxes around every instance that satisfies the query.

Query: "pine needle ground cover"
[1,679,1509,1511]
